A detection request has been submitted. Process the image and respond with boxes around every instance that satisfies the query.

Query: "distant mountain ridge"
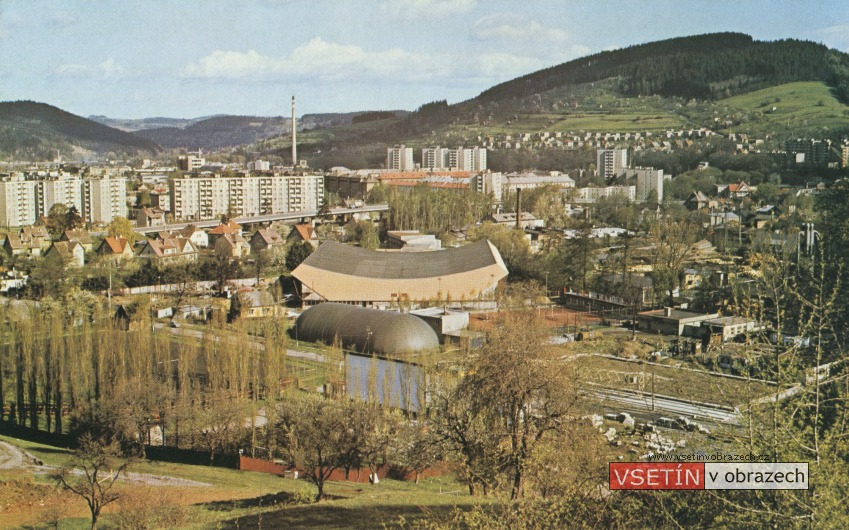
[0,101,160,161]
[473,33,849,104]
[130,111,410,150]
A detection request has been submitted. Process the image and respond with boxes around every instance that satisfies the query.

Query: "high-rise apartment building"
[0,174,37,227]
[0,172,127,227]
[420,146,487,171]
[169,172,324,221]
[82,174,128,224]
[626,167,669,202]
[386,145,414,170]
[596,148,629,181]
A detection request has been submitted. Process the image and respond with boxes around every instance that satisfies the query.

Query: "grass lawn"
[715,81,849,136]
[0,435,482,530]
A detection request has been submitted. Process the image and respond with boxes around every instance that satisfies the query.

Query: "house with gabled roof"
[214,233,251,258]
[721,181,751,199]
[60,229,94,252]
[178,224,209,248]
[286,223,319,248]
[250,227,285,254]
[45,241,85,267]
[97,236,134,261]
[137,237,198,263]
[136,207,166,228]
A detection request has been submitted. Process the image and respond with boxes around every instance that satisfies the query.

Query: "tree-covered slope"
[0,101,161,160]
[475,33,849,103]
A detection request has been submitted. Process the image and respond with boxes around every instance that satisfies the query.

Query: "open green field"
[714,81,849,136]
[0,435,480,530]
[573,354,777,408]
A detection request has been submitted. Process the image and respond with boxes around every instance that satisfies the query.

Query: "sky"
[1,0,848,119]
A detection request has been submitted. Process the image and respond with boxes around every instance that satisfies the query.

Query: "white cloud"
[472,13,568,43]
[57,58,125,78]
[180,37,550,87]
[381,0,476,21]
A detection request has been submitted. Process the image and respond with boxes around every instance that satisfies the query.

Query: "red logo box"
[610,462,705,490]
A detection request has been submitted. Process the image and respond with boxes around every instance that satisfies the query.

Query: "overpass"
[99,205,389,236]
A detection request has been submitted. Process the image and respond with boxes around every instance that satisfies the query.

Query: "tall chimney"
[516,188,522,229]
[291,96,297,167]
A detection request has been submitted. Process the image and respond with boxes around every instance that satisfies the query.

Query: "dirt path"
[0,440,37,470]
[0,440,210,487]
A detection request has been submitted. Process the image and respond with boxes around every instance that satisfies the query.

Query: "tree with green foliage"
[285,241,314,271]
[105,216,139,246]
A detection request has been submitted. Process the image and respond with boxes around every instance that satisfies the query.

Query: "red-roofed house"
[97,237,134,261]
[287,224,319,248]
[722,181,751,199]
[137,237,198,263]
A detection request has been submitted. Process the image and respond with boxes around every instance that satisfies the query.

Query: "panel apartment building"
[169,172,325,221]
[421,146,487,171]
[596,148,630,181]
[0,172,127,227]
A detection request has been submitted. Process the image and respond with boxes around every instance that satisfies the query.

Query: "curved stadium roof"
[292,239,508,303]
[294,303,440,356]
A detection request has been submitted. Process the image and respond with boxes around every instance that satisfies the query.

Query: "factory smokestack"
[516,188,522,230]
[291,96,297,167]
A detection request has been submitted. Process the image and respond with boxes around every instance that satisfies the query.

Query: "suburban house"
[96,236,134,261]
[137,237,198,263]
[250,227,286,254]
[44,241,86,267]
[214,233,251,258]
[721,181,752,199]
[232,288,280,319]
[136,207,167,228]
[60,229,94,252]
[178,224,209,248]
[208,220,244,247]
[287,223,319,248]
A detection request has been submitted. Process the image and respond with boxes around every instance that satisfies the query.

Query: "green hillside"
[712,81,849,137]
[0,101,161,161]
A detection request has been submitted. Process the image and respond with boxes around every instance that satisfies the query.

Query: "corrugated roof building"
[291,239,508,307]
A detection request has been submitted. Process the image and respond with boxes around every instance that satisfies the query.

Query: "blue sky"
[1,0,847,119]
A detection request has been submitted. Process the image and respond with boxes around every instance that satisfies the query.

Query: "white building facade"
[169,172,325,221]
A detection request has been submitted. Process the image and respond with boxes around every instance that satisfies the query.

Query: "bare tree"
[53,435,129,530]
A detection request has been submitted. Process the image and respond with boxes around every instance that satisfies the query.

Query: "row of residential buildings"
[0,172,126,227]
[386,145,488,172]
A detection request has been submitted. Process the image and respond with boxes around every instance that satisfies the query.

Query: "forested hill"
[0,101,161,160]
[475,33,849,103]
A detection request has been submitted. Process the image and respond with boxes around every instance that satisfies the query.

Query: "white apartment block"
[0,174,37,227]
[386,145,414,170]
[596,148,629,181]
[169,173,324,221]
[249,160,271,172]
[626,167,669,202]
[574,185,636,202]
[177,153,206,171]
[471,172,503,202]
[421,146,487,171]
[0,172,128,227]
[82,174,128,224]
